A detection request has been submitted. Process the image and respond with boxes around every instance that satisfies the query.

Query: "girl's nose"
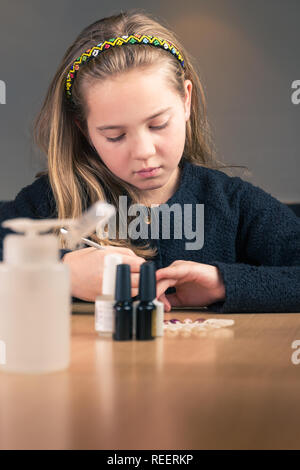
[130,131,156,161]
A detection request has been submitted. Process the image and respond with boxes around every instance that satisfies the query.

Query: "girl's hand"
[62,246,145,301]
[156,260,226,312]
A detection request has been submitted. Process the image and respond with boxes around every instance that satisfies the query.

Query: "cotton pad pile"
[163,318,235,337]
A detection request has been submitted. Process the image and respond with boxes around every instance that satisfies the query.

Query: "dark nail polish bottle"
[136,261,156,341]
[113,264,133,341]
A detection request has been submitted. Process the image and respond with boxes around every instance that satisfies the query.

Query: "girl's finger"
[157,293,171,312]
[156,278,177,299]
[156,266,183,281]
[122,255,145,272]
[131,287,138,298]
[130,272,140,288]
[165,293,181,307]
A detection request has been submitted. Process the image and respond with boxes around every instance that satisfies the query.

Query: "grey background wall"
[0,0,299,202]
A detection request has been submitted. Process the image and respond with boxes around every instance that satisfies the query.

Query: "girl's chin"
[142,183,162,191]
[133,178,164,190]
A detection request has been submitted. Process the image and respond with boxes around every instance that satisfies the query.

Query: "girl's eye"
[106,134,125,143]
[106,122,169,143]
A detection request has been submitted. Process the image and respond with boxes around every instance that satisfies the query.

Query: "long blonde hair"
[33,9,247,257]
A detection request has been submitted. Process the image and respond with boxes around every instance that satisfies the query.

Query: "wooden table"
[1,305,300,450]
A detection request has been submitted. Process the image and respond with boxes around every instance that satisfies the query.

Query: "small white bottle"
[95,253,122,336]
[0,218,71,374]
[153,299,164,337]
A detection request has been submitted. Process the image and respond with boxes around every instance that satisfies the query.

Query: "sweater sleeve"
[0,176,71,262]
[207,180,300,313]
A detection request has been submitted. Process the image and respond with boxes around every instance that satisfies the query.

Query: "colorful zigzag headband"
[65,34,185,103]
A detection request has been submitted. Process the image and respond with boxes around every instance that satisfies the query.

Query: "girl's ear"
[184,80,192,121]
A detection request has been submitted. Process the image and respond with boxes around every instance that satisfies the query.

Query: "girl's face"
[84,66,192,200]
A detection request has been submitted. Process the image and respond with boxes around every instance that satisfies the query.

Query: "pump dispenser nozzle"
[2,200,116,254]
[2,218,65,265]
[60,201,115,249]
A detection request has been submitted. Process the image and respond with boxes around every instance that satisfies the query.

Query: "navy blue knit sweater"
[1,159,300,313]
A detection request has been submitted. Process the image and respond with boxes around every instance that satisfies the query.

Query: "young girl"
[0,10,299,313]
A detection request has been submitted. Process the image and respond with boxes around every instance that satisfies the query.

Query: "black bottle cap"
[138,261,156,301]
[115,264,131,301]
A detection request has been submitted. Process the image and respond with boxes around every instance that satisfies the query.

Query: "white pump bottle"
[0,218,71,373]
[0,201,116,374]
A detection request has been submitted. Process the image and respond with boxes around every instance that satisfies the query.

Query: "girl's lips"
[136,166,161,178]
